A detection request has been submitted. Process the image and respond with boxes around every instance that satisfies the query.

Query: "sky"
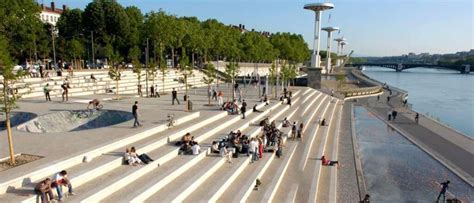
[44,0,473,57]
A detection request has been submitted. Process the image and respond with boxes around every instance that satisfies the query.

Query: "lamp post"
[304,3,334,69]
[51,25,57,70]
[322,27,339,73]
[334,37,346,67]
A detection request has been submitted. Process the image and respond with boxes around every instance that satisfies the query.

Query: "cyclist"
[87,99,101,110]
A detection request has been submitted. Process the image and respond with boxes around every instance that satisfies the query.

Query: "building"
[40,2,67,26]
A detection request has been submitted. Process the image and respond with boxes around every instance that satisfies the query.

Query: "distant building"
[39,2,67,26]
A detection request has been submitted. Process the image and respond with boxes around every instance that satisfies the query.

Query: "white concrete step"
[315,100,343,203]
[246,91,324,202]
[68,100,272,202]
[0,112,200,199]
[216,101,301,202]
[98,92,303,202]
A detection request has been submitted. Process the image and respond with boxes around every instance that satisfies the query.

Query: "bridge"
[348,63,472,74]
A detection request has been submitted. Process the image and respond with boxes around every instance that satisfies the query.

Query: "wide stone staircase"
[9,69,207,99]
[0,86,343,203]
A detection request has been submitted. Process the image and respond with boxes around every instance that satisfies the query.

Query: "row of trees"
[1,0,310,69]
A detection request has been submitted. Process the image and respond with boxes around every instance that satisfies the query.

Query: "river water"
[362,67,474,137]
[354,107,473,202]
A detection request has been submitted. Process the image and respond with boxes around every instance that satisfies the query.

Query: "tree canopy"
[1,0,310,67]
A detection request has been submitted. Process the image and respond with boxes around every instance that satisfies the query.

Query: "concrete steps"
[215,104,300,202]
[0,112,201,202]
[62,93,298,202]
[101,91,303,203]
[271,96,334,202]
[246,90,324,202]
[316,101,343,203]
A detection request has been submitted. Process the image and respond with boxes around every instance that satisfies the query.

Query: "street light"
[50,24,57,70]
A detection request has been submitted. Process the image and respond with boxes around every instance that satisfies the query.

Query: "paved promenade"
[358,86,474,186]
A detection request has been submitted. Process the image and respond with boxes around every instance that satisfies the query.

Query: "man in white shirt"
[250,138,259,163]
[192,143,201,155]
[51,170,75,201]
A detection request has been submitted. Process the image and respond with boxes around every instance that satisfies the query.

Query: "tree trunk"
[115,79,119,100]
[208,84,211,105]
[185,74,188,97]
[192,51,195,69]
[6,112,15,165]
[171,47,175,68]
[162,71,165,93]
[3,82,15,165]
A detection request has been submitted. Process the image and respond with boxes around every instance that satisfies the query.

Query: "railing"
[339,86,383,98]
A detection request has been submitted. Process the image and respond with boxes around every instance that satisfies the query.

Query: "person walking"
[387,110,392,121]
[212,89,217,101]
[218,90,224,106]
[241,99,247,119]
[132,101,141,127]
[61,79,70,102]
[392,110,398,121]
[415,113,419,123]
[287,95,292,106]
[291,122,297,140]
[387,95,390,103]
[436,180,450,202]
[172,88,180,105]
[43,83,51,101]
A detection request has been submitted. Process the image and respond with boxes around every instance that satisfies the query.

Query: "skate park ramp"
[0,112,38,131]
[16,110,133,133]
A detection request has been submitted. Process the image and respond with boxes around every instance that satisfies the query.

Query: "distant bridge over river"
[348,63,472,74]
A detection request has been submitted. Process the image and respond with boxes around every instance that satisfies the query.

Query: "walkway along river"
[362,67,474,137]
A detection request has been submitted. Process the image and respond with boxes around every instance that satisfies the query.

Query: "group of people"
[387,108,399,121]
[177,133,201,155]
[34,170,74,202]
[260,118,285,158]
[42,78,71,102]
[282,117,304,140]
[123,147,154,166]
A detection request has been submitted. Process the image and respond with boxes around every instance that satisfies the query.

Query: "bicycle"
[166,114,175,128]
[74,110,89,119]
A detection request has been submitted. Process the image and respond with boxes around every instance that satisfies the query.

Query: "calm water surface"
[354,107,473,202]
[363,67,474,137]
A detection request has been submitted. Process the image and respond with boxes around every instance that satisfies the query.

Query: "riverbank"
[345,67,474,187]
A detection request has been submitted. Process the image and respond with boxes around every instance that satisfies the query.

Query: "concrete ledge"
[307,100,339,203]
[0,112,199,196]
[261,141,298,202]
[235,103,301,202]
[328,103,343,203]
[350,104,368,200]
[299,96,330,171]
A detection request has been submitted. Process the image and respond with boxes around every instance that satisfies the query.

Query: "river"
[362,67,474,137]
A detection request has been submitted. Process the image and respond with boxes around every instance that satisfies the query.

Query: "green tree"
[0,0,44,61]
[158,54,168,93]
[178,48,192,98]
[202,63,217,105]
[131,59,143,96]
[108,52,123,100]
[225,61,240,101]
[0,37,28,164]
[147,59,158,96]
[66,39,85,69]
[269,61,277,98]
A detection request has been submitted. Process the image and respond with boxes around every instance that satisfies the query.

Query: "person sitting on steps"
[282,117,291,127]
[123,148,143,166]
[34,178,54,203]
[321,155,340,168]
[51,170,75,201]
[131,147,153,164]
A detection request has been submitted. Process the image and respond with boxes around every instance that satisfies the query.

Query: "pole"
[326,31,332,73]
[276,59,279,99]
[51,25,57,69]
[257,62,260,98]
[91,31,95,68]
[312,11,322,69]
[145,38,149,97]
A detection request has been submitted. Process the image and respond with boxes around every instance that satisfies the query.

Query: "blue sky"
[45,0,473,57]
